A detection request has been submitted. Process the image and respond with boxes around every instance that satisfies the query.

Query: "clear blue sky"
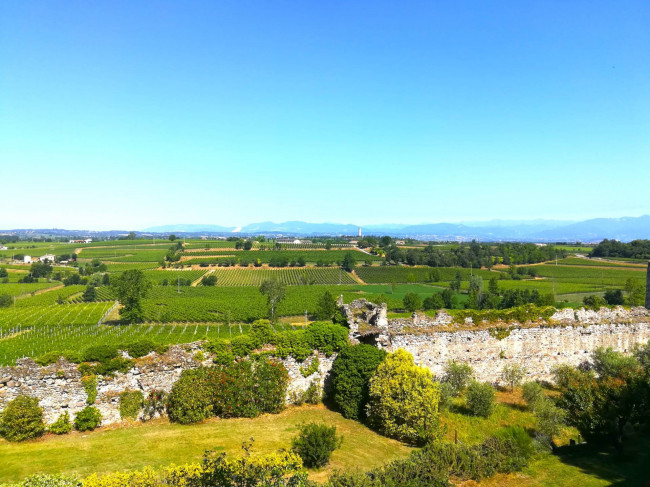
[1,1,648,230]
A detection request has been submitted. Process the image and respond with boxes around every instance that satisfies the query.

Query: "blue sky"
[1,1,649,230]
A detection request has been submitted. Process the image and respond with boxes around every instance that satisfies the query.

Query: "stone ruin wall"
[343,299,650,384]
[0,344,334,426]
[2,299,650,426]
[390,322,650,383]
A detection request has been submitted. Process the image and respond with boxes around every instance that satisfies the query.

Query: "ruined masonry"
[1,292,650,426]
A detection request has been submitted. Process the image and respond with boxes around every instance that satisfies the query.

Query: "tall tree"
[111,270,151,323]
[259,278,286,322]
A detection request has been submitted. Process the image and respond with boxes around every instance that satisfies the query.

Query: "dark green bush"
[167,368,216,424]
[91,357,134,376]
[83,344,118,363]
[119,390,144,420]
[330,345,387,420]
[303,379,322,405]
[304,322,349,356]
[35,350,82,366]
[522,381,544,406]
[230,335,255,357]
[73,406,102,431]
[125,340,156,358]
[49,411,72,435]
[466,381,495,418]
[273,330,313,361]
[0,395,46,441]
[213,351,236,365]
[292,422,342,468]
[250,319,275,347]
[438,382,454,411]
[205,338,231,354]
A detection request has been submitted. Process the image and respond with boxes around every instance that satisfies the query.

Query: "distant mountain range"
[141,215,650,242]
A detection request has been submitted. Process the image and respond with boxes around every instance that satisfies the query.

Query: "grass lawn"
[0,405,412,484]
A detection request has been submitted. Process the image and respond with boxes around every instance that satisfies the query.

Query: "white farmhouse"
[24,255,32,264]
[40,254,56,263]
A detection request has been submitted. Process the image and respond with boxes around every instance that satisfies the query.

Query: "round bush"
[291,422,342,468]
[49,411,73,435]
[330,344,387,420]
[366,349,441,445]
[74,406,102,431]
[230,335,255,357]
[167,368,216,424]
[303,322,349,356]
[466,381,495,418]
[522,381,544,406]
[0,395,46,442]
[125,340,156,358]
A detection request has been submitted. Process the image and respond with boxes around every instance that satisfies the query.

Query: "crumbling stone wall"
[646,262,650,310]
[0,345,334,426]
[389,321,650,383]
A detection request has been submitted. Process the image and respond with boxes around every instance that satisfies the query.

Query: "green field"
[202,267,357,286]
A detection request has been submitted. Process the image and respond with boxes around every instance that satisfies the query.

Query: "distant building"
[24,255,32,264]
[276,238,312,245]
[84,238,92,244]
[69,239,91,244]
[40,254,56,263]
[358,227,362,238]
[0,246,7,251]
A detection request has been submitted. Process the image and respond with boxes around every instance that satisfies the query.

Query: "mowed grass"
[0,405,413,484]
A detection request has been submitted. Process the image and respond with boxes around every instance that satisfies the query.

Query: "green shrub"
[231,335,255,357]
[83,344,118,363]
[205,338,231,354]
[19,474,82,487]
[81,375,98,404]
[167,368,216,424]
[274,330,312,361]
[534,397,566,441]
[522,381,544,406]
[119,390,144,420]
[73,406,102,431]
[366,349,441,445]
[303,380,322,405]
[292,422,342,468]
[303,322,349,356]
[49,411,72,435]
[583,294,607,309]
[142,389,168,421]
[492,426,535,471]
[330,344,387,420]
[466,381,495,418]
[300,355,320,377]
[438,382,454,411]
[91,357,134,376]
[125,340,156,358]
[0,395,46,442]
[250,319,275,347]
[442,360,474,396]
[213,351,235,365]
[402,292,422,312]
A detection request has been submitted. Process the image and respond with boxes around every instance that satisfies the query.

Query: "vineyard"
[203,267,356,286]
[355,266,496,284]
[179,249,380,266]
[0,282,62,297]
[0,300,300,366]
[141,269,209,285]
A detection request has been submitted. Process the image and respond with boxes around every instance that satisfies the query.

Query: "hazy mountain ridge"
[4,215,649,242]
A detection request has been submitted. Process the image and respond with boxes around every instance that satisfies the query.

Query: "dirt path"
[350,270,366,284]
[191,269,214,287]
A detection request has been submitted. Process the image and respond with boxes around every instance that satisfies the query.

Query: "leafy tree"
[501,364,526,392]
[169,234,177,241]
[30,261,53,278]
[442,361,474,396]
[315,291,337,320]
[488,277,500,295]
[259,278,286,322]
[554,348,648,453]
[291,422,342,468]
[201,274,218,286]
[341,252,357,272]
[624,278,645,306]
[521,381,544,406]
[243,240,253,251]
[402,292,422,312]
[330,344,387,420]
[0,267,8,278]
[0,395,46,441]
[82,285,96,302]
[604,289,624,306]
[366,349,441,445]
[466,381,495,417]
[423,293,444,310]
[583,294,606,309]
[111,270,152,324]
[0,293,12,308]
